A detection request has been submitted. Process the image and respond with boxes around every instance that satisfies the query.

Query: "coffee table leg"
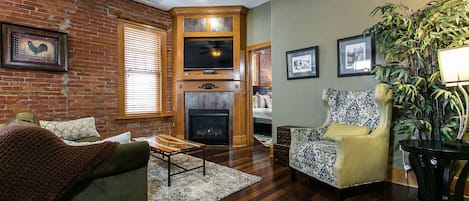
[168,154,171,186]
[203,148,206,176]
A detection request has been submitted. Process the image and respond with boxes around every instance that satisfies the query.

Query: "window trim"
[117,19,170,120]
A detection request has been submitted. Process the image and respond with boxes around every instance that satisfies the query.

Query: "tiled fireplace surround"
[174,80,248,147]
[185,92,234,145]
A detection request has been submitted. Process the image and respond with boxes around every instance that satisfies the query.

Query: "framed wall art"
[286,46,319,80]
[1,23,68,72]
[337,35,374,77]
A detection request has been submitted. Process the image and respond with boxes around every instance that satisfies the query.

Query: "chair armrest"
[290,127,328,143]
[334,132,389,187]
[82,141,150,180]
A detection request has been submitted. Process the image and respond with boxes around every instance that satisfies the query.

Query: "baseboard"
[450,176,469,198]
[387,166,469,197]
[386,167,418,188]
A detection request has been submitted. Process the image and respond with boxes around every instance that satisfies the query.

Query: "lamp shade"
[438,45,469,85]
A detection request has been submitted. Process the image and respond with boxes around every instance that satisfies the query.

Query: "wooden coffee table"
[133,134,206,186]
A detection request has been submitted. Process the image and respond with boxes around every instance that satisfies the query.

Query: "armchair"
[289,83,392,193]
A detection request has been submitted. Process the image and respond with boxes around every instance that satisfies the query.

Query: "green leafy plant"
[364,0,469,140]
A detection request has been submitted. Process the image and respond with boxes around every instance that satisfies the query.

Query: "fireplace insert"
[188,109,229,145]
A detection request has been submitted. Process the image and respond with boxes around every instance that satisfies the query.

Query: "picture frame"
[1,23,68,72]
[286,46,319,80]
[337,34,374,77]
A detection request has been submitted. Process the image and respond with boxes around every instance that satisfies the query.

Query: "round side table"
[399,140,469,201]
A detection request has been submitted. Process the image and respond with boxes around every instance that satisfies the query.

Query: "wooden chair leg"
[290,167,296,181]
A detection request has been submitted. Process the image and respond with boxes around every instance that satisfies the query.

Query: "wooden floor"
[195,141,419,201]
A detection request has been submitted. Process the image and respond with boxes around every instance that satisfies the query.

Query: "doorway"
[246,42,272,147]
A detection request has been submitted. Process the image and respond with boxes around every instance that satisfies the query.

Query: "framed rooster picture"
[1,23,68,72]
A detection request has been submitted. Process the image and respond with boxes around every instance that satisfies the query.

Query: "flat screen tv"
[184,38,233,70]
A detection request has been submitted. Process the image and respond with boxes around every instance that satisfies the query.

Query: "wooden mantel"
[170,6,250,147]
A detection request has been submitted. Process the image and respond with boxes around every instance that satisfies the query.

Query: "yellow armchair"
[289,83,392,193]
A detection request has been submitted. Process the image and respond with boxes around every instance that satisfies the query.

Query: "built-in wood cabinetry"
[170,6,249,147]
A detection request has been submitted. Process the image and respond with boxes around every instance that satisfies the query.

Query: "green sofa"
[61,140,150,201]
[1,113,150,201]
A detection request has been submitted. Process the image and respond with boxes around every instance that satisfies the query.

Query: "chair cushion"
[322,123,370,141]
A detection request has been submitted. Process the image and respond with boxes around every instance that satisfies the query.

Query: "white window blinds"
[123,24,162,115]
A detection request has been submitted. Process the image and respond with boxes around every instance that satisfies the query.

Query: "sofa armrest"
[82,141,150,180]
[290,127,327,144]
[333,132,389,187]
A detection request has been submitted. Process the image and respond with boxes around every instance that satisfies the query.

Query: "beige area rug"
[147,154,262,201]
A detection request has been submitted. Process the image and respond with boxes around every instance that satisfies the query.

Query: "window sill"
[116,113,173,123]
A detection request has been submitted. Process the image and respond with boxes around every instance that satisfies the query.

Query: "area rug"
[253,133,272,147]
[147,153,262,201]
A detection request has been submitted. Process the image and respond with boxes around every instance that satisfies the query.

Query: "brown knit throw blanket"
[0,126,118,201]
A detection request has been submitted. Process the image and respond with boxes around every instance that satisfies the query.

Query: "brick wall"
[0,0,173,138]
[259,47,271,87]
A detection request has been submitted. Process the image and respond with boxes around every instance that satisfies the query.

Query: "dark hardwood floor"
[195,140,418,201]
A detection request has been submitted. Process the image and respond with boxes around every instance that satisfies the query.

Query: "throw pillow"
[252,95,258,108]
[255,92,266,108]
[63,131,131,146]
[39,117,100,141]
[102,131,131,144]
[256,93,271,108]
[322,122,370,141]
[265,96,272,108]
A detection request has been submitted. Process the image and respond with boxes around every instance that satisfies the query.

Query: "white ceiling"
[133,0,270,11]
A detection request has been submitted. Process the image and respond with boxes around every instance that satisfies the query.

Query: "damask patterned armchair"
[289,83,392,195]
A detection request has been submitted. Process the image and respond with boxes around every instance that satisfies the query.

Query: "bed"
[253,86,272,133]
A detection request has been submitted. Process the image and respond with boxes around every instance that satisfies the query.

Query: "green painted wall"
[270,0,429,166]
[247,2,271,45]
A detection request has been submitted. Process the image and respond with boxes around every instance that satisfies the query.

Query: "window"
[118,20,167,119]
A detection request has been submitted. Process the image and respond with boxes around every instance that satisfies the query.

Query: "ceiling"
[133,0,270,11]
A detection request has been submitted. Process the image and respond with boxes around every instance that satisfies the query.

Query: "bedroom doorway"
[246,42,272,147]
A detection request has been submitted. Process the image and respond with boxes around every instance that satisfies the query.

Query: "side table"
[273,125,305,167]
[399,140,469,201]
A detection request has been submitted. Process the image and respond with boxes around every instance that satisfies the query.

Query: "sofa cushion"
[64,132,131,146]
[39,117,100,140]
[322,122,370,141]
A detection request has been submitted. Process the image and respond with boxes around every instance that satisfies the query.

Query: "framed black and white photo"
[286,46,319,80]
[337,35,374,77]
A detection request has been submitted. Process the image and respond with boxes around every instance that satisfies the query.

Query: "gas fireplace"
[188,109,229,145]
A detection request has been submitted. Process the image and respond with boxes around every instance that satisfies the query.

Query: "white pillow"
[256,93,272,108]
[265,96,272,108]
[252,95,258,108]
[63,131,131,146]
[102,131,131,144]
[40,117,100,140]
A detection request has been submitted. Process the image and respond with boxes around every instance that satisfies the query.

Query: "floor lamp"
[438,45,469,147]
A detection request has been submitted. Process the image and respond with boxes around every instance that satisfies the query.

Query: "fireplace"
[188,109,229,145]
[185,92,233,145]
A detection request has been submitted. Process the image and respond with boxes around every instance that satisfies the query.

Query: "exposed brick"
[0,0,173,138]
[259,47,272,87]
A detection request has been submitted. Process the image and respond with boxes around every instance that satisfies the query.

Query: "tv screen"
[184,38,233,70]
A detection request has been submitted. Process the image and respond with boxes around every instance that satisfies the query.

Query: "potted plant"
[364,0,469,141]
